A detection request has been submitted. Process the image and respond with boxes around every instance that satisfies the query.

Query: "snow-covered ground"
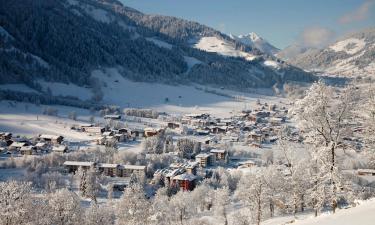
[329,38,366,55]
[193,36,257,61]
[293,199,375,225]
[0,101,95,141]
[0,84,40,94]
[38,80,93,101]
[92,67,280,117]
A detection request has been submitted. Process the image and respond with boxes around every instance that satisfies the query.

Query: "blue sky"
[120,0,375,49]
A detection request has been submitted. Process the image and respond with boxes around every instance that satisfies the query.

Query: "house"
[196,129,210,136]
[102,131,114,137]
[238,160,257,168]
[98,163,121,177]
[167,122,180,129]
[63,161,96,173]
[20,146,37,155]
[104,115,121,120]
[195,153,215,167]
[9,142,28,151]
[35,142,48,152]
[144,128,158,137]
[211,126,227,134]
[52,145,68,153]
[83,126,105,135]
[358,169,375,176]
[0,132,12,141]
[39,134,64,145]
[119,165,146,178]
[210,149,227,161]
[249,132,264,143]
[170,162,198,175]
[171,173,197,191]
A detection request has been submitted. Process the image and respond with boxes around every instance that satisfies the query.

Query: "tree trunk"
[331,144,337,213]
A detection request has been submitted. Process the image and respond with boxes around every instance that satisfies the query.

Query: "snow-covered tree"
[85,202,115,225]
[213,186,231,225]
[169,191,194,225]
[0,181,32,225]
[236,173,269,225]
[48,189,83,225]
[117,183,150,225]
[291,81,358,213]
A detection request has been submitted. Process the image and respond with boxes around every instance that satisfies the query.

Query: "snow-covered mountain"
[0,0,315,94]
[278,28,375,77]
[230,32,280,55]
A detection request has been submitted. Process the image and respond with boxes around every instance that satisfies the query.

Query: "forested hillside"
[0,0,315,91]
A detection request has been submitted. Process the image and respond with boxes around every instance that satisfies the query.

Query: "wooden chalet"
[210,149,227,161]
[39,134,64,144]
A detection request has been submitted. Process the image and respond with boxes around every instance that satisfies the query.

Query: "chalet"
[102,131,114,137]
[211,126,227,134]
[104,115,121,120]
[238,160,256,168]
[195,153,215,167]
[63,161,96,173]
[9,142,28,151]
[52,145,68,153]
[39,134,64,144]
[167,122,180,129]
[130,129,144,138]
[196,129,210,136]
[35,142,48,152]
[83,126,105,135]
[98,163,121,177]
[116,128,129,134]
[210,149,227,161]
[249,132,264,143]
[144,128,158,137]
[171,173,197,191]
[358,169,375,176]
[0,132,12,141]
[20,146,37,155]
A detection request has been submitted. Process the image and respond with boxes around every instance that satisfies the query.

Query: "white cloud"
[339,0,375,24]
[299,26,336,48]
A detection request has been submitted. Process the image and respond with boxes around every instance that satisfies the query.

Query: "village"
[0,100,291,191]
[1,98,372,197]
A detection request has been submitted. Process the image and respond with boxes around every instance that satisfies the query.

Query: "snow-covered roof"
[210,149,226,153]
[52,145,68,151]
[10,142,26,147]
[98,163,119,168]
[39,134,63,140]
[173,173,196,181]
[195,153,212,158]
[20,146,35,151]
[123,165,146,170]
[35,142,47,147]
[63,161,95,167]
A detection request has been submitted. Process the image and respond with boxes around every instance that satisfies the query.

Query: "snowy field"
[0,101,95,141]
[92,67,282,117]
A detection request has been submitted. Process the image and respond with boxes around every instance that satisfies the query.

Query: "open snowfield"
[92,67,282,117]
[0,101,95,141]
[193,36,257,61]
